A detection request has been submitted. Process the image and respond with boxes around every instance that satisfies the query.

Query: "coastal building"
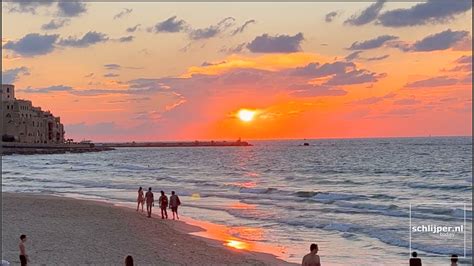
[1,84,65,144]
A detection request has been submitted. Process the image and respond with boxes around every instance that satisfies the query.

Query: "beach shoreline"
[1,192,294,265]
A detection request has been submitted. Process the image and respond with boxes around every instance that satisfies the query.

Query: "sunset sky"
[2,1,472,141]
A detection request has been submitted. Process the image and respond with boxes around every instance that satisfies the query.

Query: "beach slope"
[2,193,292,265]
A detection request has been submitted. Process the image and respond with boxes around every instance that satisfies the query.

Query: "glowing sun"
[237,109,256,122]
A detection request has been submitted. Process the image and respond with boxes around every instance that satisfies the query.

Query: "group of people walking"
[136,187,181,220]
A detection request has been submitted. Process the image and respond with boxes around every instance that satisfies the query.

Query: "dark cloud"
[57,1,87,17]
[113,8,132,19]
[220,43,247,54]
[5,0,53,14]
[411,29,469,52]
[344,0,386,26]
[231,19,256,35]
[325,11,339,23]
[3,33,59,56]
[20,85,73,94]
[188,17,235,40]
[291,61,356,77]
[405,76,460,88]
[247,33,304,53]
[118,36,134,42]
[2,67,30,84]
[151,16,187,33]
[366,54,390,61]
[104,64,121,70]
[324,69,384,86]
[58,31,108,47]
[345,51,363,61]
[201,61,227,67]
[41,19,69,30]
[446,55,472,72]
[126,24,141,33]
[104,73,120,78]
[348,35,398,50]
[378,0,472,27]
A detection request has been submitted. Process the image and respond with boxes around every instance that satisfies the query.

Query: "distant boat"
[303,142,310,146]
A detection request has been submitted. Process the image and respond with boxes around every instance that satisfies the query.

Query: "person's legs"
[136,201,139,211]
[147,204,152,217]
[161,208,165,219]
[19,255,27,266]
[164,208,168,219]
[176,207,179,220]
[172,209,175,220]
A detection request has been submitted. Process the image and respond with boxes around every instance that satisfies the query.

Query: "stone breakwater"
[1,142,114,155]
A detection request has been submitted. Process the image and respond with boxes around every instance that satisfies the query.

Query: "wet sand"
[2,193,294,265]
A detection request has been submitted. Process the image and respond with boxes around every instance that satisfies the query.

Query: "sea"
[2,137,472,265]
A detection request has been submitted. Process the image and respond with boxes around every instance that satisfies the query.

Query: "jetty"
[99,140,252,148]
[1,142,114,155]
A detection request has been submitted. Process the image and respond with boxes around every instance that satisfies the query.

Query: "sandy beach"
[2,193,293,265]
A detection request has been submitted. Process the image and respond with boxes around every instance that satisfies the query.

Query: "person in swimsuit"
[145,187,154,218]
[302,243,321,266]
[169,191,181,220]
[137,187,144,212]
[19,235,28,266]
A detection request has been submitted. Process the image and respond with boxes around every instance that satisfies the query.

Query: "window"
[7,88,10,93]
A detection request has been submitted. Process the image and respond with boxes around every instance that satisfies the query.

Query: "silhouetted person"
[145,187,154,218]
[169,191,181,220]
[159,191,168,219]
[19,235,28,266]
[124,255,134,266]
[137,187,144,212]
[409,252,422,266]
[450,254,458,266]
[302,243,320,266]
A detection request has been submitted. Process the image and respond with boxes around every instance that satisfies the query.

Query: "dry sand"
[2,193,294,265]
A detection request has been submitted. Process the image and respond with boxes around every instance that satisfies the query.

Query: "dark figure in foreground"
[159,191,169,219]
[450,254,458,266]
[19,235,28,266]
[124,255,134,266]
[145,187,154,218]
[409,252,422,266]
[137,187,144,212]
[302,243,321,266]
[169,191,181,220]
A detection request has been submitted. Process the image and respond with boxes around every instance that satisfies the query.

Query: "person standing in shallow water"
[169,191,181,220]
[136,187,144,212]
[159,191,169,219]
[302,243,321,266]
[145,187,154,218]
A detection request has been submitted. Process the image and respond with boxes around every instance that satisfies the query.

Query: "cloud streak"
[2,67,30,84]
[247,33,304,53]
[348,35,398,50]
[378,0,472,27]
[3,33,59,56]
[345,0,386,26]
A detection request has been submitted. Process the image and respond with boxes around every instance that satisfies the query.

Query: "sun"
[237,109,256,122]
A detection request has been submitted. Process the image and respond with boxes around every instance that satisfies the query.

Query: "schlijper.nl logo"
[411,224,464,238]
[409,202,468,258]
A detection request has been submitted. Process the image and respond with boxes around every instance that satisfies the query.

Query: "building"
[1,84,65,144]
